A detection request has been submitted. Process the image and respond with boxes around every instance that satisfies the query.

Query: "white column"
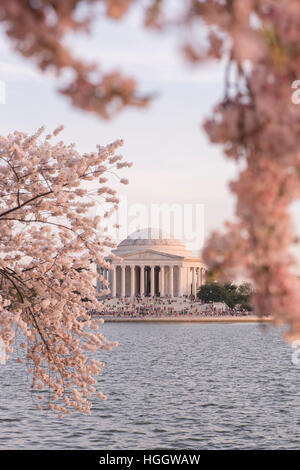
[186,267,190,296]
[112,266,116,297]
[140,266,144,296]
[130,266,135,297]
[121,265,126,297]
[103,269,107,289]
[160,266,165,296]
[178,266,182,297]
[169,266,174,297]
[150,266,155,296]
[192,267,196,297]
[196,268,200,289]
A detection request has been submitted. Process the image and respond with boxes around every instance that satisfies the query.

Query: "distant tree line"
[197,282,253,310]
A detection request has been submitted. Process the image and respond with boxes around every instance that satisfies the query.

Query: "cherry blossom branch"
[0,126,128,415]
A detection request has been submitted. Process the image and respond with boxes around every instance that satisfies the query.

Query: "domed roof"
[114,227,191,257]
[125,228,173,241]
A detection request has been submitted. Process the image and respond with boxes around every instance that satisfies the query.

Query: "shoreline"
[96,315,273,323]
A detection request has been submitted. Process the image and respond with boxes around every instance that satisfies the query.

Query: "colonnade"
[99,264,206,298]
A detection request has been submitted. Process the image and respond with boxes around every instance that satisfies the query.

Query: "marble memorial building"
[99,228,206,298]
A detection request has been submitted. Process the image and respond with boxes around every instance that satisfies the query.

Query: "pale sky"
[0,11,299,264]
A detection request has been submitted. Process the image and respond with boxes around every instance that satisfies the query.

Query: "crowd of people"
[90,295,251,318]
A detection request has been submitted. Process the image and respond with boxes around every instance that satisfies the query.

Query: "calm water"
[1,322,300,450]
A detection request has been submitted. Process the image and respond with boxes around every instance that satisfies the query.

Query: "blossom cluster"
[187,0,300,340]
[0,0,150,119]
[0,126,131,415]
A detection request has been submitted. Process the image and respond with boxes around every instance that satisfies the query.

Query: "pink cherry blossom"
[0,126,131,415]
